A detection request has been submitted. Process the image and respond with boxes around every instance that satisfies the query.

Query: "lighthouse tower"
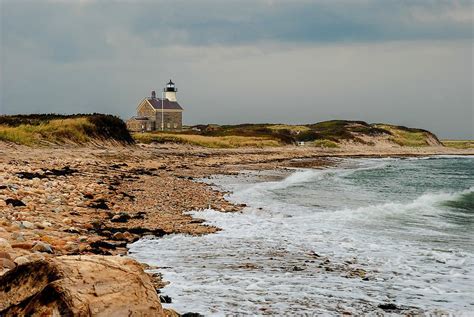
[164,79,177,101]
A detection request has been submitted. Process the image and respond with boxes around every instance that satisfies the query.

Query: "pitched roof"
[147,98,183,110]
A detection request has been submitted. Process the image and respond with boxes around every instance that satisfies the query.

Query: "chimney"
[151,91,156,98]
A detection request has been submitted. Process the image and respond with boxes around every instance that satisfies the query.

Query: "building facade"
[126,80,183,132]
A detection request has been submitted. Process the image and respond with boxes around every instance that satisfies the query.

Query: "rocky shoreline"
[1,143,472,316]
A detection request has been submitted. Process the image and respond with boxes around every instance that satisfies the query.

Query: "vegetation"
[442,140,474,149]
[375,124,440,147]
[312,139,339,148]
[133,132,281,148]
[0,114,442,149]
[0,114,133,145]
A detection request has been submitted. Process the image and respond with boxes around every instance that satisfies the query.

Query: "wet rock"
[378,303,400,311]
[5,198,26,207]
[32,241,53,253]
[90,240,126,250]
[182,313,204,317]
[159,295,172,303]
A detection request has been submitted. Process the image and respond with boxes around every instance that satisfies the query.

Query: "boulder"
[0,255,164,316]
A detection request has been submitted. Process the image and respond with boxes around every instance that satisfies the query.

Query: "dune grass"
[0,114,133,145]
[442,140,474,149]
[312,139,339,148]
[375,124,431,147]
[133,132,282,148]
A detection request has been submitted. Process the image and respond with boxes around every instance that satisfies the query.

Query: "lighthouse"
[164,79,177,102]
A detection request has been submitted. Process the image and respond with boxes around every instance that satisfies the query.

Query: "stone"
[159,295,172,304]
[21,221,35,229]
[111,213,131,223]
[5,199,26,207]
[11,242,34,250]
[0,258,16,270]
[64,242,79,254]
[163,308,180,317]
[11,232,26,242]
[13,256,29,265]
[378,303,399,311]
[182,313,204,317]
[112,232,125,240]
[62,217,73,224]
[122,231,134,241]
[0,256,164,316]
[0,251,12,260]
[0,238,11,250]
[32,241,53,253]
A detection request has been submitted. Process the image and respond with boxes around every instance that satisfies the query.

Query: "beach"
[1,142,473,315]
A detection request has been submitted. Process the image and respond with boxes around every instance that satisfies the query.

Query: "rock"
[0,238,11,250]
[89,199,109,210]
[111,213,131,223]
[113,232,125,240]
[378,303,399,311]
[62,217,73,224]
[122,231,134,241]
[21,221,35,229]
[0,251,12,260]
[292,265,304,272]
[32,241,53,253]
[11,242,34,250]
[164,308,180,317]
[0,255,164,316]
[5,199,26,207]
[159,295,172,303]
[0,258,16,270]
[11,232,26,242]
[182,313,205,317]
[13,256,29,265]
[64,242,79,254]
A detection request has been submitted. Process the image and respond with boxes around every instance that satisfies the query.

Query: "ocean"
[130,156,474,316]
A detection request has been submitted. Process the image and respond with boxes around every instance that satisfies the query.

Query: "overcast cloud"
[1,0,473,138]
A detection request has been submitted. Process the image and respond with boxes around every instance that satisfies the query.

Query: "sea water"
[129,156,474,316]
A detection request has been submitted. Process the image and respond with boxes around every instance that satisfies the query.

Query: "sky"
[1,0,473,139]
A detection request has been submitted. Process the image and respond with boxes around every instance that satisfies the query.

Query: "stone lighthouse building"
[126,80,183,132]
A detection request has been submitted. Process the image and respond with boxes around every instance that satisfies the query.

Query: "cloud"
[2,0,472,62]
[1,0,472,139]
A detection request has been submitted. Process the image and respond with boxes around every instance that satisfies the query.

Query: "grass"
[0,114,133,145]
[133,132,282,148]
[375,124,431,147]
[442,140,474,149]
[312,139,339,148]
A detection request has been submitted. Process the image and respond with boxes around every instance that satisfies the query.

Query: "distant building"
[126,80,183,132]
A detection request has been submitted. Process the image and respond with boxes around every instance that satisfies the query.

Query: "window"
[167,122,171,128]
[173,123,177,128]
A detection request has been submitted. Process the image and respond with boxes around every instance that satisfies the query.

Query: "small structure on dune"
[126,80,184,132]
